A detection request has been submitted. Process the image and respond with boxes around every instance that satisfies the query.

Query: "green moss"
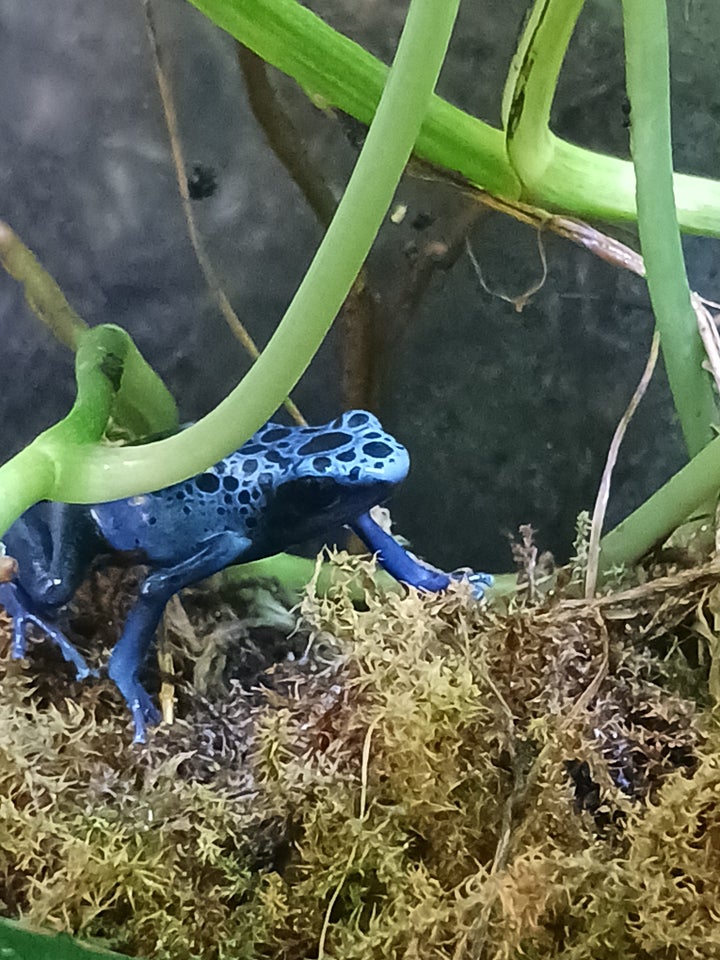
[0,551,718,958]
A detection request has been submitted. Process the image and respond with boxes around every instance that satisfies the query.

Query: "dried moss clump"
[1,554,719,958]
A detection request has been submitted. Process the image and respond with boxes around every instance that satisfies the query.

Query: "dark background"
[1,0,719,573]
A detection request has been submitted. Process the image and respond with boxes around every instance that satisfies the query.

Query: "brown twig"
[556,558,720,615]
[237,45,337,230]
[140,0,306,426]
[387,199,486,348]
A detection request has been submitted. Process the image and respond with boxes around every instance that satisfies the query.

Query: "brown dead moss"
[0,553,719,958]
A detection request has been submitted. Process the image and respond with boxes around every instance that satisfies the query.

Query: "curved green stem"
[621,0,717,456]
[499,0,720,237]
[501,0,584,184]
[51,325,178,446]
[223,553,403,603]
[0,447,55,539]
[0,326,178,534]
[18,0,461,506]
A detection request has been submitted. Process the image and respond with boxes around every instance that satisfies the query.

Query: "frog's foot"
[350,513,492,599]
[110,675,162,746]
[449,569,493,600]
[0,581,94,680]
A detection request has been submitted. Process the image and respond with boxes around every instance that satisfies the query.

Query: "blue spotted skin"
[92,410,410,563]
[0,410,490,743]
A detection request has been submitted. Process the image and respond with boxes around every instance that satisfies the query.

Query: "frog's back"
[92,411,409,565]
[91,432,282,564]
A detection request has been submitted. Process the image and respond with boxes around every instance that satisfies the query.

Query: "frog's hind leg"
[108,531,251,744]
[0,581,94,679]
[350,511,493,598]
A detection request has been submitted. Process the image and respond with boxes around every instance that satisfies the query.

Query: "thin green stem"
[622,0,717,456]
[599,432,720,573]
[223,553,402,602]
[38,0,461,504]
[106,329,180,440]
[56,326,178,445]
[498,0,720,238]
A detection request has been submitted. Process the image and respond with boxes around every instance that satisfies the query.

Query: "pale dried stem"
[0,220,88,349]
[585,331,660,598]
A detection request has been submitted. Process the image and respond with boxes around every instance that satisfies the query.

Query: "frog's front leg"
[0,580,94,679]
[108,531,251,744]
[350,512,492,598]
[0,502,100,679]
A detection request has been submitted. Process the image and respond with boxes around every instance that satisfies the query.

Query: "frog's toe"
[26,614,95,679]
[0,581,93,679]
[127,689,162,745]
[10,614,29,660]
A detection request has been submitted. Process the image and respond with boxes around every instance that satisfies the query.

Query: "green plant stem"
[223,553,403,602]
[498,0,633,225]
[53,326,178,445]
[622,0,717,456]
[599,432,720,573]
[0,448,55,540]
[189,0,517,199]
[501,0,584,185]
[182,0,720,234]
[15,0,461,507]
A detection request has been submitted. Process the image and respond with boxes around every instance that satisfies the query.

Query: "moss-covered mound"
[0,553,719,959]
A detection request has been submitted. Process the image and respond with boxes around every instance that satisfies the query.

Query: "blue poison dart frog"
[0,410,491,743]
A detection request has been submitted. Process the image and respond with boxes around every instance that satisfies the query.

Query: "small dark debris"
[411,211,435,231]
[187,163,218,200]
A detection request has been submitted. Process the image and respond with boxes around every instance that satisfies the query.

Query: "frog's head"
[255,410,409,546]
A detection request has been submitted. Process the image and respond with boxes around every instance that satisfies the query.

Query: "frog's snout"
[363,442,410,485]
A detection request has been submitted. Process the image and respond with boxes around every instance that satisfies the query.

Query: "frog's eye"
[289,478,340,511]
[270,478,341,522]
